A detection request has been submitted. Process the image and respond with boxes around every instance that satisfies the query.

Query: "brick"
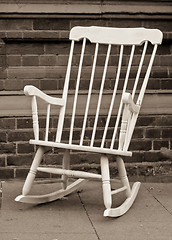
[0,68,7,79]
[8,131,34,142]
[6,43,44,55]
[4,79,22,91]
[7,154,33,166]
[0,168,14,179]
[39,55,57,66]
[6,31,23,39]
[15,168,29,179]
[17,118,32,129]
[157,44,170,55]
[153,140,169,150]
[160,55,172,66]
[0,156,6,167]
[151,67,168,78]
[0,132,7,142]
[17,143,34,154]
[7,55,21,66]
[0,55,6,68]
[33,19,69,30]
[144,151,163,162]
[59,31,69,40]
[7,67,45,79]
[136,116,156,127]
[0,143,16,154]
[162,128,172,138]
[156,116,172,126]
[40,79,57,90]
[132,128,144,139]
[147,79,161,90]
[142,19,172,32]
[129,140,152,151]
[22,79,40,89]
[0,80,4,90]
[145,128,161,139]
[0,118,15,130]
[57,55,68,66]
[22,31,60,40]
[0,19,32,30]
[43,154,62,165]
[22,56,39,66]
[161,79,172,90]
[45,43,70,54]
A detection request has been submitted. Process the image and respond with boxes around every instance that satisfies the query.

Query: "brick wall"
[0,0,172,181]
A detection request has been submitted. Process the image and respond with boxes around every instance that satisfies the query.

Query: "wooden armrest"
[24,85,65,106]
[122,92,140,113]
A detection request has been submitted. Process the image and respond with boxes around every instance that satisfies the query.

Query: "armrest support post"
[32,96,39,140]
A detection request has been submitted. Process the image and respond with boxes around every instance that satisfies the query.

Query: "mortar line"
[78,192,101,240]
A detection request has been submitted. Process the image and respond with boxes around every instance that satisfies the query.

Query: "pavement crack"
[145,186,172,216]
[78,192,100,240]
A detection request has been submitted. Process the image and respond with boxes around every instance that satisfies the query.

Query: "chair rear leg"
[116,156,131,197]
[61,149,70,190]
[100,154,112,209]
[22,146,45,196]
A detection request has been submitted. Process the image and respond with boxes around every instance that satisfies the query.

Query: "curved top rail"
[70,26,163,45]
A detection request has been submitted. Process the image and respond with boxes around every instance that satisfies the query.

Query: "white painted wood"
[80,42,99,145]
[104,182,141,217]
[100,154,112,209]
[110,45,135,149]
[101,45,123,148]
[22,147,45,196]
[137,44,158,106]
[15,179,87,204]
[45,104,50,141]
[132,41,148,98]
[69,38,86,144]
[24,85,65,106]
[56,40,75,143]
[116,156,131,197]
[32,96,39,141]
[61,149,70,190]
[111,186,127,195]
[37,167,102,180]
[122,93,140,113]
[119,104,130,151]
[70,26,163,45]
[91,44,111,147]
[30,139,132,157]
[16,26,162,217]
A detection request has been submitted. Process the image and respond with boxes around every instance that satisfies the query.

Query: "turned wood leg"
[61,149,70,190]
[100,154,112,209]
[22,147,45,196]
[116,156,131,197]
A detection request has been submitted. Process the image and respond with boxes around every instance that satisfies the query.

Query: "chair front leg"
[116,156,131,197]
[22,146,45,196]
[61,149,70,190]
[100,154,112,209]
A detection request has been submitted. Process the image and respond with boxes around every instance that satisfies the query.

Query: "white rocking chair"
[15,26,163,217]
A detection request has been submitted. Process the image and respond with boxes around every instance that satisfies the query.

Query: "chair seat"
[30,139,132,157]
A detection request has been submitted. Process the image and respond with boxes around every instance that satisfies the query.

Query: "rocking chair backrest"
[53,26,162,152]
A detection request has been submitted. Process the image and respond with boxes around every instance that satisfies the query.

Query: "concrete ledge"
[0,1,172,15]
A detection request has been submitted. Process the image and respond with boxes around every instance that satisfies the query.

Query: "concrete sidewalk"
[0,180,172,240]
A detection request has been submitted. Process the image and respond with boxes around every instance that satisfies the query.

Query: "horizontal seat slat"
[30,140,132,157]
